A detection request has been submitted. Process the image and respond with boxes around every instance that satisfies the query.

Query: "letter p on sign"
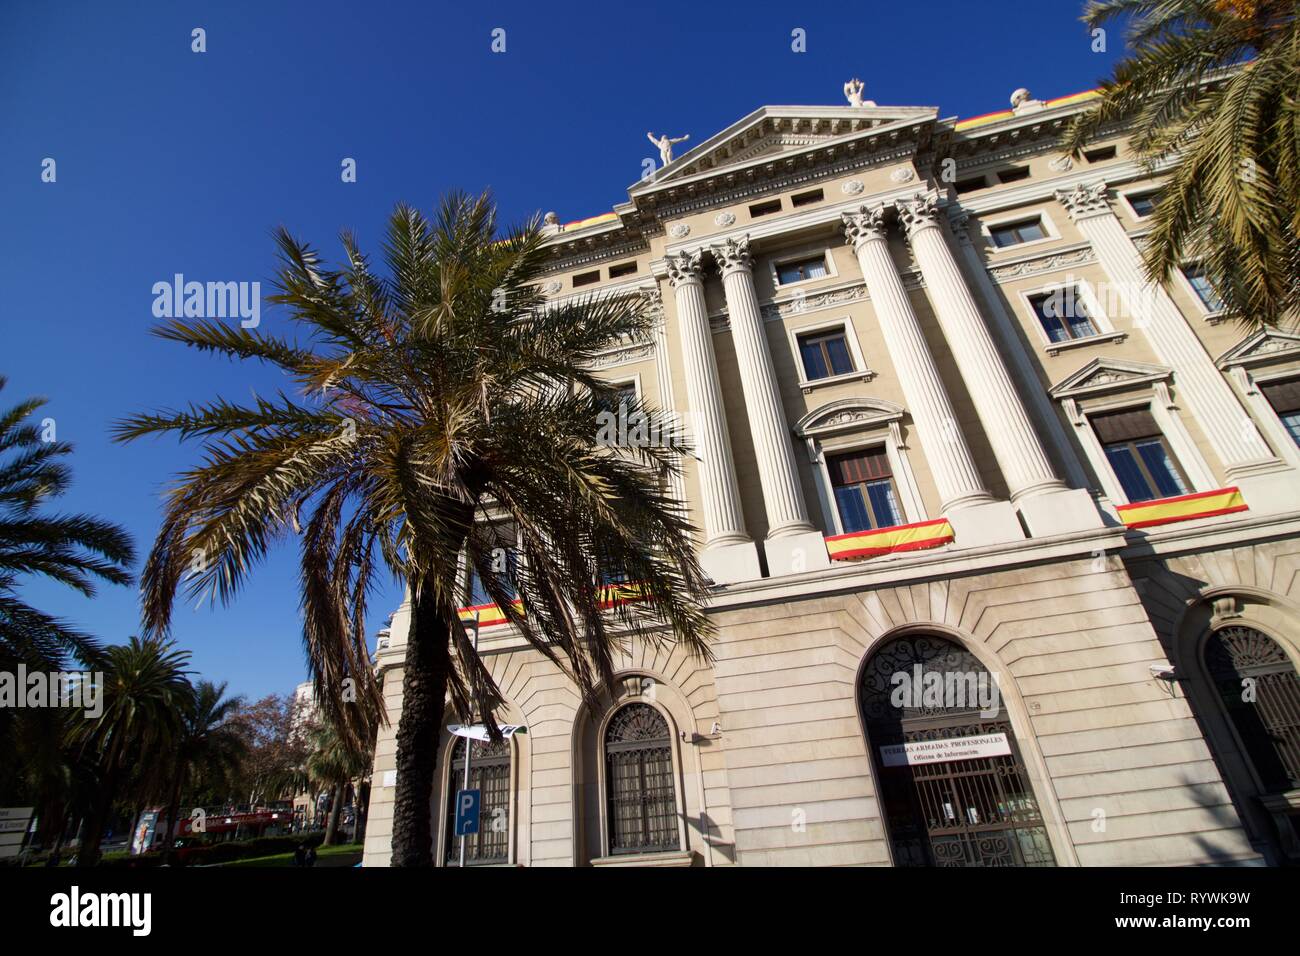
[455,789,481,836]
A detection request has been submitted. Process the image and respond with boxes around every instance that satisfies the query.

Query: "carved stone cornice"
[665,250,705,288]
[1054,181,1111,221]
[895,192,943,238]
[841,205,889,248]
[984,243,1098,282]
[710,235,754,276]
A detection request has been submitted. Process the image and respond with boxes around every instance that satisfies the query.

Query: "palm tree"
[162,680,247,850]
[0,376,135,672]
[305,718,371,846]
[69,637,191,865]
[1064,1,1299,328]
[114,192,713,865]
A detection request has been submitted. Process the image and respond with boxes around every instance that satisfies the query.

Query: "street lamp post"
[459,612,479,869]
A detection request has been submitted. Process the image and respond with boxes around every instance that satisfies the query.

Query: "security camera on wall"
[1149,663,1178,681]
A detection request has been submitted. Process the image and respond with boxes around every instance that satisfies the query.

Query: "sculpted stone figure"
[843,77,874,107]
[647,131,689,166]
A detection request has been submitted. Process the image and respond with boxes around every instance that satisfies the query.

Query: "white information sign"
[448,723,527,741]
[880,733,1011,767]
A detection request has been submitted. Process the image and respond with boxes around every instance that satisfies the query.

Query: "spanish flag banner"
[1116,487,1247,530]
[598,581,647,608]
[458,600,523,628]
[825,518,955,562]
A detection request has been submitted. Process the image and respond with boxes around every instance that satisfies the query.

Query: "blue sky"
[0,0,1126,701]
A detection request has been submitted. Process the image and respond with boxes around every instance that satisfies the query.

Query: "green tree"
[162,680,247,849]
[1064,1,1299,328]
[0,376,135,672]
[69,637,191,865]
[304,717,371,846]
[115,192,713,866]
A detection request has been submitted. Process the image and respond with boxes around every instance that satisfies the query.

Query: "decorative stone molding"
[1048,155,1074,173]
[841,179,865,195]
[543,280,563,294]
[890,167,916,184]
[589,341,657,369]
[895,192,943,237]
[1048,357,1173,400]
[1054,181,1111,221]
[668,223,691,239]
[1215,329,1300,370]
[985,245,1098,281]
[710,235,754,276]
[714,212,736,227]
[841,205,889,248]
[665,249,705,288]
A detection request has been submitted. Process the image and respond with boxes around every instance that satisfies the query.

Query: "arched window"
[444,737,510,866]
[1203,626,1300,793]
[860,634,1056,867]
[604,703,677,855]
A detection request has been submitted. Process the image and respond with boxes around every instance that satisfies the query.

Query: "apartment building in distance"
[363,79,1300,868]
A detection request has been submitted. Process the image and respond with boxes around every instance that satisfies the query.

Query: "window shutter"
[829,448,892,485]
[1261,378,1300,415]
[1090,408,1159,444]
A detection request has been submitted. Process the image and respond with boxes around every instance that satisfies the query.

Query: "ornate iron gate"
[444,736,511,865]
[861,635,1056,867]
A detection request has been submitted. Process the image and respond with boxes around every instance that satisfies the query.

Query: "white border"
[785,314,872,392]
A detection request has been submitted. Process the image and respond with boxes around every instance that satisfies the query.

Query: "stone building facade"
[363,83,1300,867]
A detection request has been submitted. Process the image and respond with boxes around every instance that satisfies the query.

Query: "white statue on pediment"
[647,131,689,166]
[843,78,875,108]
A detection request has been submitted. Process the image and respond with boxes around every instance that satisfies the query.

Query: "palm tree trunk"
[79,737,125,866]
[323,782,343,846]
[164,757,185,849]
[389,576,453,867]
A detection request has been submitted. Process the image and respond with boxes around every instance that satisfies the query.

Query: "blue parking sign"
[454,789,481,836]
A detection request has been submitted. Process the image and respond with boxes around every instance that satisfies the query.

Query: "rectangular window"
[989,217,1047,248]
[1126,190,1159,218]
[791,188,824,208]
[608,261,638,279]
[827,448,903,533]
[572,270,600,287]
[594,382,636,415]
[1092,408,1190,502]
[1181,263,1224,312]
[749,199,782,218]
[1261,378,1300,447]
[954,176,987,194]
[797,328,855,380]
[996,166,1031,184]
[1084,145,1117,163]
[776,254,829,285]
[1028,288,1099,343]
[466,524,518,606]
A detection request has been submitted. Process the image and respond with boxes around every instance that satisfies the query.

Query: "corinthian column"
[897,192,1062,499]
[841,206,993,513]
[665,251,761,583]
[710,236,814,537]
[1056,182,1291,511]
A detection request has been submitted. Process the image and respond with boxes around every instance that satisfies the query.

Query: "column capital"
[841,204,888,249]
[710,235,753,276]
[1054,180,1111,221]
[895,191,944,238]
[665,249,705,288]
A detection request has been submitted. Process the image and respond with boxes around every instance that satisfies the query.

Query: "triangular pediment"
[1216,328,1300,369]
[1049,358,1172,399]
[631,105,937,193]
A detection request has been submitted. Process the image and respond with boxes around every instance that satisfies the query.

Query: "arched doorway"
[443,736,511,866]
[1201,624,1300,858]
[860,634,1056,867]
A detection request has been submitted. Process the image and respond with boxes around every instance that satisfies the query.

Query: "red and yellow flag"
[1116,487,1247,529]
[825,518,955,562]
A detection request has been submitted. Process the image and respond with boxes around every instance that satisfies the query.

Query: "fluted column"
[897,192,1064,502]
[710,236,815,539]
[665,250,750,548]
[841,205,993,513]
[1056,182,1279,475]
